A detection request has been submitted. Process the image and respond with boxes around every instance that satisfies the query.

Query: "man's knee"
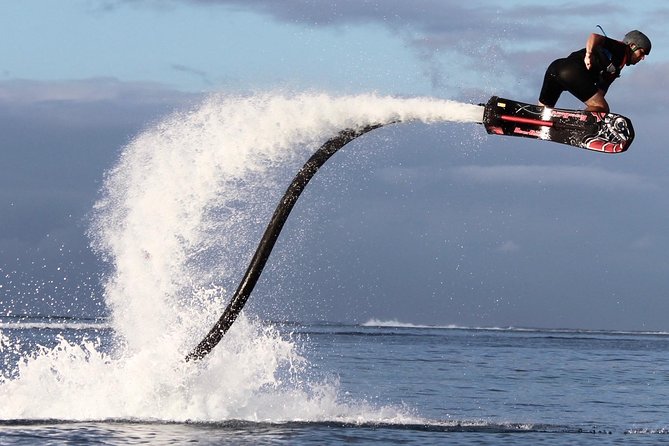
[584,91,609,113]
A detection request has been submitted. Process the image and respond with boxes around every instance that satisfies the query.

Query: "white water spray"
[1,92,482,421]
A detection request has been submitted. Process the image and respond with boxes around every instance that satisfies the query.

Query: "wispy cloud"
[496,240,520,253]
[451,164,656,191]
[0,78,196,105]
[170,0,619,33]
[375,163,656,193]
[171,64,213,87]
[91,1,664,99]
[613,61,669,111]
[630,234,655,250]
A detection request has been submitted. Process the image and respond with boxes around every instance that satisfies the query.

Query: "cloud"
[154,0,639,61]
[0,77,197,251]
[450,164,656,191]
[167,0,618,33]
[497,240,520,253]
[630,235,654,250]
[96,0,505,42]
[0,77,202,316]
[611,61,669,111]
[0,78,201,132]
[0,78,195,105]
[171,64,214,86]
[91,1,665,99]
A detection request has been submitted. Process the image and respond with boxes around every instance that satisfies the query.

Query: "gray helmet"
[623,30,651,55]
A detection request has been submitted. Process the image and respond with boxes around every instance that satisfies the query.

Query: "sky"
[1,0,669,331]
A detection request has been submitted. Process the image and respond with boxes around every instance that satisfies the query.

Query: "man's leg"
[583,89,609,113]
[538,60,563,108]
[547,58,605,111]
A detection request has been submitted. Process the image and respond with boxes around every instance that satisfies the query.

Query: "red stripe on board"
[500,115,554,127]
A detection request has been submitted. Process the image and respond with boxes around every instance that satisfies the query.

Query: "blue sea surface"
[2,318,669,445]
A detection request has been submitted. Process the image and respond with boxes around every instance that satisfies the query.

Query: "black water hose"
[186,123,389,361]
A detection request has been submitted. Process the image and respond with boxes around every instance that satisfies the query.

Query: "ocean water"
[2,93,667,444]
[1,318,669,445]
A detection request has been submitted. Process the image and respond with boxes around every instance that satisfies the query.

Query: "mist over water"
[1,92,482,422]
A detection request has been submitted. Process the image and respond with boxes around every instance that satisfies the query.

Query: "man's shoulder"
[568,48,587,59]
[601,36,628,63]
[602,36,626,51]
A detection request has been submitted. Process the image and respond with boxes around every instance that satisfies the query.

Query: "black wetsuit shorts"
[538,55,599,107]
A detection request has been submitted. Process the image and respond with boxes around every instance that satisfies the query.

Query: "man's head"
[623,30,651,65]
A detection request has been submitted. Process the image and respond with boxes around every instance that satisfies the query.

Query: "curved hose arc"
[186,122,390,361]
